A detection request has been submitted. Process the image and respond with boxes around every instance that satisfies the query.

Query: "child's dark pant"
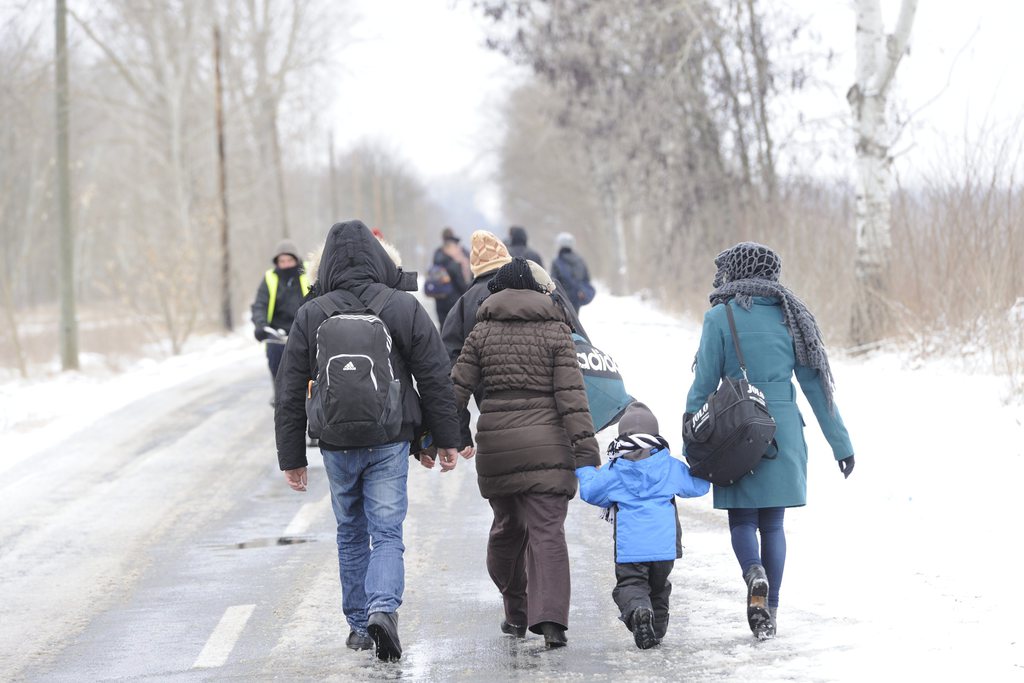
[613,560,673,639]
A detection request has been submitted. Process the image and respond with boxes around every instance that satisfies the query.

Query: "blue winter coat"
[577,448,710,563]
[684,297,854,509]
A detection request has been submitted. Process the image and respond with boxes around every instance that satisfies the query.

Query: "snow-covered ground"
[0,332,255,476]
[2,290,1022,680]
[581,290,1024,680]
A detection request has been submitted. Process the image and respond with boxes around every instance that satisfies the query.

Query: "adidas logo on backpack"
[306,288,404,445]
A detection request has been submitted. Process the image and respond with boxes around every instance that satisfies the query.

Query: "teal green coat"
[684,298,854,509]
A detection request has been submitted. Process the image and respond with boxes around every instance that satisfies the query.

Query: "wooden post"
[55,0,79,370]
[214,26,233,331]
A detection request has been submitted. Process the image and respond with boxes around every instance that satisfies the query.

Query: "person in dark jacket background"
[550,232,594,313]
[451,257,600,649]
[430,227,471,328]
[275,220,463,662]
[684,241,855,640]
[506,225,543,267]
[577,402,708,649]
[251,239,309,400]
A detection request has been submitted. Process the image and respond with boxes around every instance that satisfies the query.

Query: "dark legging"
[728,507,786,610]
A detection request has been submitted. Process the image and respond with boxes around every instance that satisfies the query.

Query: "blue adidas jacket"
[577,449,710,563]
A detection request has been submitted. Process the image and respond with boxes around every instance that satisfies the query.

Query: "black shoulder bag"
[683,303,777,486]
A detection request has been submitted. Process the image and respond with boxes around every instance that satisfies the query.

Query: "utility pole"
[213,26,233,331]
[328,132,339,221]
[55,0,79,370]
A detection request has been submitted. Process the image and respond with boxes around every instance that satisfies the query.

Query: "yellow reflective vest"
[265,266,310,323]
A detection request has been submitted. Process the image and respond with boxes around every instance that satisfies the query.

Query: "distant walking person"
[550,232,595,313]
[424,227,470,328]
[451,257,600,648]
[506,225,544,268]
[250,239,309,402]
[684,242,855,640]
[275,221,463,662]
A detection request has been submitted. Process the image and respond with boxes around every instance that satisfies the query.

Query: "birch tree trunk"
[847,0,917,346]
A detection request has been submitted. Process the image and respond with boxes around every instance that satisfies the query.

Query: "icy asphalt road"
[0,350,820,682]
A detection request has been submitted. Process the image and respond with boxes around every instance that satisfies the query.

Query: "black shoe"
[367,611,402,661]
[345,630,373,651]
[538,621,567,648]
[500,620,527,638]
[630,607,658,650]
[767,606,778,638]
[743,564,772,640]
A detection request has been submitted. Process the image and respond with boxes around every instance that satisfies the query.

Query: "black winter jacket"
[250,266,306,340]
[274,221,461,470]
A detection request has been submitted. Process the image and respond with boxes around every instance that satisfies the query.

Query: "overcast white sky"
[330,0,1024,220]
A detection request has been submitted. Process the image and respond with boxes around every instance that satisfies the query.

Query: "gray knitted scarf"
[708,242,835,408]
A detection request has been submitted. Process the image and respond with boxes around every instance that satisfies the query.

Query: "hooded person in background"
[506,225,544,268]
[430,227,471,328]
[251,239,309,401]
[274,220,464,662]
[550,232,594,313]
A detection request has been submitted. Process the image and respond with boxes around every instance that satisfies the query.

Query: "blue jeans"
[322,441,409,634]
[728,507,786,609]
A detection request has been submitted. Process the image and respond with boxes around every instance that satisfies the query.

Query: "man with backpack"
[424,227,470,328]
[551,232,596,313]
[274,220,463,662]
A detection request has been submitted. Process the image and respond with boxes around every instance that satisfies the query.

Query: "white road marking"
[283,496,328,536]
[192,604,255,669]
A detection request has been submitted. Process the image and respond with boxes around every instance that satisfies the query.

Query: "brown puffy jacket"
[451,288,600,499]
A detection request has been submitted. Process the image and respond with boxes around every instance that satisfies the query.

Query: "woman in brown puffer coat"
[451,257,600,648]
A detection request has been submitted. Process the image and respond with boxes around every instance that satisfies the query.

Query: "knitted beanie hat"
[272,238,301,264]
[470,230,513,277]
[487,257,545,294]
[712,242,781,288]
[617,401,660,437]
[555,232,575,250]
[527,260,555,293]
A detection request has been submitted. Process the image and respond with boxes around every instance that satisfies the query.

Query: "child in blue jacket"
[576,402,710,649]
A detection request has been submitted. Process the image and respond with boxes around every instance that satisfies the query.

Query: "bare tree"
[846,0,917,345]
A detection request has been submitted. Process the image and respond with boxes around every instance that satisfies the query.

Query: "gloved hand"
[254,326,269,342]
[838,455,855,479]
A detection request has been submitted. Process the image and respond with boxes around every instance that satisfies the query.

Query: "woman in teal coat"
[684,242,855,640]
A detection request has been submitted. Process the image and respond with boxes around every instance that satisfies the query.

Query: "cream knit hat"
[470,230,513,277]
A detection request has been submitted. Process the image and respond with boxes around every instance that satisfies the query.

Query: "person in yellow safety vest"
[251,239,310,403]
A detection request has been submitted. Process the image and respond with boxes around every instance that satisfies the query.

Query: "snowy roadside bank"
[578,291,1024,679]
[0,332,260,471]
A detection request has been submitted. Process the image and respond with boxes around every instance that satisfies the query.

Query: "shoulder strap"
[365,287,397,317]
[313,287,396,319]
[724,302,749,381]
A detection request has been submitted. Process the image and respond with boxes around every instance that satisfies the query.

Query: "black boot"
[743,564,772,640]
[345,630,373,651]
[367,611,402,661]
[629,607,658,650]
[500,620,527,638]
[538,622,567,648]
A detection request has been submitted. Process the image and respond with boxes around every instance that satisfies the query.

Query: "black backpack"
[683,303,777,486]
[306,288,403,446]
